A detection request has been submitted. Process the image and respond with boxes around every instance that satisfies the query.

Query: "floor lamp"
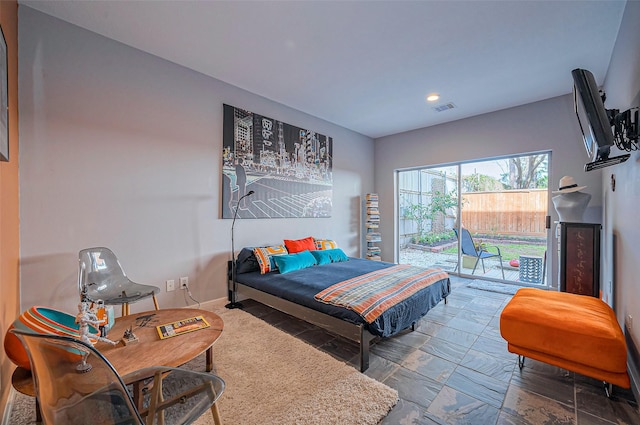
[226,190,254,309]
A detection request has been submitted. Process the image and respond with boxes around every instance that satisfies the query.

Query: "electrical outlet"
[179,276,189,289]
[166,279,175,292]
[626,314,633,330]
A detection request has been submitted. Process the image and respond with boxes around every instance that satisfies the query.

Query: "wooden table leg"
[35,398,42,423]
[132,381,144,410]
[206,347,213,372]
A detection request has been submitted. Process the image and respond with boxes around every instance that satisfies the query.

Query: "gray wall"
[601,0,640,366]
[374,94,603,286]
[18,7,374,314]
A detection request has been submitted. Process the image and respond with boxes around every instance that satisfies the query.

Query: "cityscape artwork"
[222,104,333,219]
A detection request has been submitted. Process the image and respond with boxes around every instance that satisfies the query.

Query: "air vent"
[433,103,456,112]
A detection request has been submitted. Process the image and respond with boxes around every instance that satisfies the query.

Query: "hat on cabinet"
[553,176,587,194]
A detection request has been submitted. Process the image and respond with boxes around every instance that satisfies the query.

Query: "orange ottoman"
[500,288,629,391]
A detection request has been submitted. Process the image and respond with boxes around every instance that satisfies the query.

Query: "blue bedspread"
[235,257,450,337]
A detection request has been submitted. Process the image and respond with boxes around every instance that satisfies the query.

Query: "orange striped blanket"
[314,265,449,323]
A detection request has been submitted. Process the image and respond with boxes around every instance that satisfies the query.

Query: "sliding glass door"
[397,153,550,286]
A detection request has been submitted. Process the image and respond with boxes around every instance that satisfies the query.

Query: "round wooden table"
[12,308,223,407]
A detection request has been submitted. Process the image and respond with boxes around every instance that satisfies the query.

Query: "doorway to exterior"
[397,152,550,287]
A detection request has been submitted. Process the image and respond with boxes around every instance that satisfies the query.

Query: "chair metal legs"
[472,256,505,279]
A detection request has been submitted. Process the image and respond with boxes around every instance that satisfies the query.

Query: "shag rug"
[8,304,398,425]
[467,279,521,295]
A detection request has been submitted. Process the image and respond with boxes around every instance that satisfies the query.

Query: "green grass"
[442,243,546,261]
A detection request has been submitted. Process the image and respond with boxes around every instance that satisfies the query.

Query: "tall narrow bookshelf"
[365,193,381,261]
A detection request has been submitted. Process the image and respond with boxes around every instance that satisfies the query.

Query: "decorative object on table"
[0,25,8,162]
[156,315,210,339]
[509,259,520,268]
[3,306,101,370]
[78,247,160,316]
[552,176,591,222]
[226,190,255,309]
[222,104,333,219]
[10,330,226,425]
[121,325,139,345]
[75,302,117,346]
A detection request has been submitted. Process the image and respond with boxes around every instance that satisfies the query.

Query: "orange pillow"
[284,237,316,254]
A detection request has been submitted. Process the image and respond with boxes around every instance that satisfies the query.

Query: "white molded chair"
[78,247,160,316]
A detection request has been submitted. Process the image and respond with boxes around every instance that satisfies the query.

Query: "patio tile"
[425,385,500,425]
[404,349,457,383]
[420,335,469,363]
[460,348,516,383]
[384,367,443,408]
[502,386,575,425]
[445,365,507,408]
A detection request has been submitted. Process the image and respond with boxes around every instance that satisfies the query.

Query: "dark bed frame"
[234,282,377,372]
[227,261,447,372]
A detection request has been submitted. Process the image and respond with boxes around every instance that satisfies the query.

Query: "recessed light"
[426,94,440,102]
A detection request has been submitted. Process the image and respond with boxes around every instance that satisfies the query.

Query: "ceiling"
[19,0,627,138]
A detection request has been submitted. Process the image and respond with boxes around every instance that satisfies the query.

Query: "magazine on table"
[156,315,210,339]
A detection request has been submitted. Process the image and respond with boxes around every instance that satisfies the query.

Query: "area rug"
[7,305,398,425]
[467,279,521,295]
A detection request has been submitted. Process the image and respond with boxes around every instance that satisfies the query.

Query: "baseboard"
[183,297,227,311]
[625,324,640,402]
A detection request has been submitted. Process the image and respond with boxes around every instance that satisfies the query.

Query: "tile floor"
[240,276,639,425]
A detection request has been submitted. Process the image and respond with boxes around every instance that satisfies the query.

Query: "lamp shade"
[4,306,100,370]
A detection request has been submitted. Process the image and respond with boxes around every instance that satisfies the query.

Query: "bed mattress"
[235,257,450,337]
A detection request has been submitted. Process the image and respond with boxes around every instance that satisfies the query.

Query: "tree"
[499,155,548,189]
[462,173,504,192]
[402,189,458,242]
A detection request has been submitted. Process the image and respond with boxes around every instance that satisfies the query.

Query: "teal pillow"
[273,250,317,274]
[310,248,349,265]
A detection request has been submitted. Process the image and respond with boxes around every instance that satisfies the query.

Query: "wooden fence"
[460,189,547,236]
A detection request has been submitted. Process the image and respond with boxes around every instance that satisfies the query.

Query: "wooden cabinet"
[558,222,601,297]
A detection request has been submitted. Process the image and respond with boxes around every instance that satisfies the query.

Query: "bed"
[227,245,451,372]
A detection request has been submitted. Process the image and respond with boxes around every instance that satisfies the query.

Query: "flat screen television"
[571,68,629,171]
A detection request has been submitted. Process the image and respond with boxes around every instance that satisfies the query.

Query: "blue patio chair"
[454,228,505,279]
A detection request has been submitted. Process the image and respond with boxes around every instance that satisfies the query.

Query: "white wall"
[601,0,640,356]
[374,95,603,286]
[18,7,374,314]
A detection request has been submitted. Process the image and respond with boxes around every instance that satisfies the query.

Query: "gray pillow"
[235,247,260,274]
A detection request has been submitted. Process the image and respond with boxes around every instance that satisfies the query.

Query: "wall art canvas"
[222,104,333,219]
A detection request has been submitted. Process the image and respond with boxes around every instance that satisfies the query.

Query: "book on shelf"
[156,315,210,340]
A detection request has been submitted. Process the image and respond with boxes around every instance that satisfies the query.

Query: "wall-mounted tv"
[571,68,629,171]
